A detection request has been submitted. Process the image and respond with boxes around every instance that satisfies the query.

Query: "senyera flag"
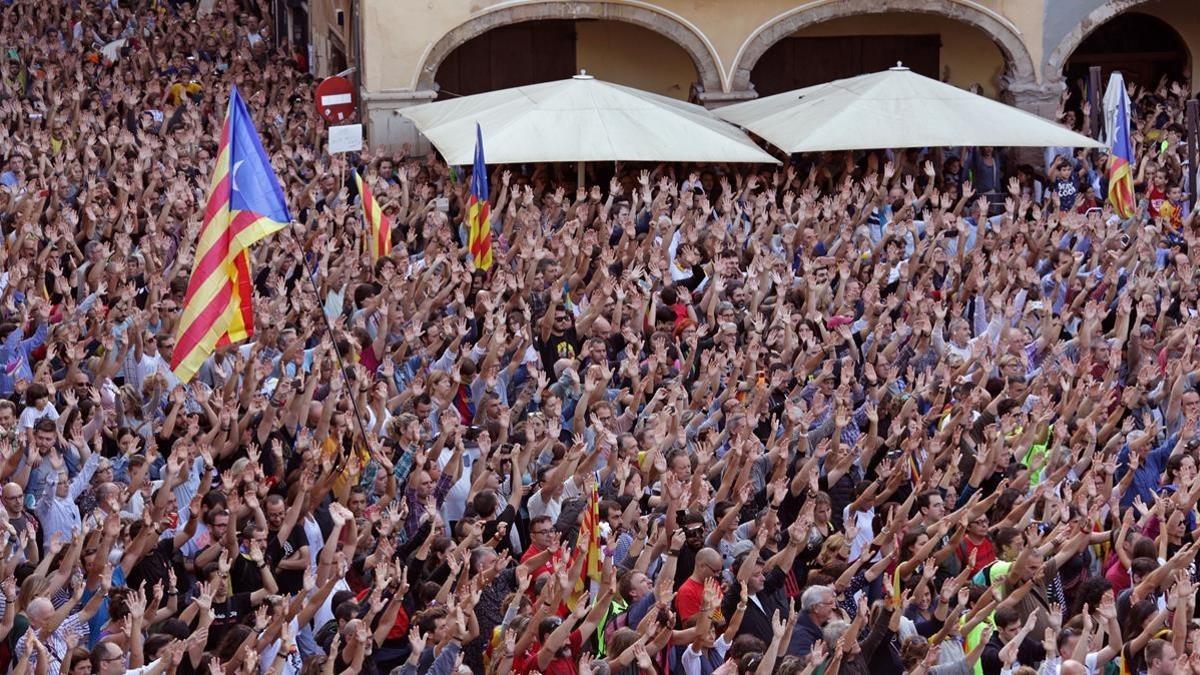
[353,168,392,262]
[171,86,291,383]
[1104,72,1135,219]
[569,476,602,609]
[467,123,493,271]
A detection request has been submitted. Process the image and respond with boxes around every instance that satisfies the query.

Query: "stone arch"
[1044,0,1163,82]
[730,0,1037,93]
[414,1,726,94]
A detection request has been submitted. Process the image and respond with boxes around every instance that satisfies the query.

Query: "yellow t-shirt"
[320,436,370,498]
[167,81,202,105]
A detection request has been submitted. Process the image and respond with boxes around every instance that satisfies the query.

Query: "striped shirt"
[14,613,90,675]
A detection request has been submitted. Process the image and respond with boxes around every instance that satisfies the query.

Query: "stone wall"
[357,0,1191,149]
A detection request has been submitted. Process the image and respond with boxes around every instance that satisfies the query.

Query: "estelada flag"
[467,123,493,271]
[1104,72,1136,219]
[171,86,290,382]
[353,168,392,262]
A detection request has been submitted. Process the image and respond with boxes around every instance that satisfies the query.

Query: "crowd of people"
[0,0,1199,674]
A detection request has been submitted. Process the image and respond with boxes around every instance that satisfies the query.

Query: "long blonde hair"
[816,533,848,568]
[18,575,49,612]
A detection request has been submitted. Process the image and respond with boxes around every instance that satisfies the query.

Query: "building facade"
[336,0,1199,149]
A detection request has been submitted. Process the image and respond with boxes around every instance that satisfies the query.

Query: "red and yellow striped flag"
[353,168,392,262]
[467,123,493,271]
[570,478,602,608]
[171,87,291,383]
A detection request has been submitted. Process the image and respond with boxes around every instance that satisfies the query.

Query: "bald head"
[1061,661,1087,675]
[97,482,118,503]
[26,597,52,627]
[694,547,722,581]
[1,482,20,513]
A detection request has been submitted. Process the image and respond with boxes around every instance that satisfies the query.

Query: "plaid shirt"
[402,468,453,540]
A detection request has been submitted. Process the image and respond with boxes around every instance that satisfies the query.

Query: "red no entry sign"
[315,76,356,123]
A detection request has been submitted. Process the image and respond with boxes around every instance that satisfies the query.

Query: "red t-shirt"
[1148,186,1167,218]
[1104,551,1131,592]
[520,544,560,582]
[515,630,582,675]
[353,589,410,640]
[958,535,996,574]
[675,577,705,623]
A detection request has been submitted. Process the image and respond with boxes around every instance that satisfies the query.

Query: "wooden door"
[435,21,577,99]
[752,34,942,96]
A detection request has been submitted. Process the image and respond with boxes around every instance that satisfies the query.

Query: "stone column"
[695,89,758,109]
[361,89,438,153]
[1002,77,1066,120]
[1001,76,1069,170]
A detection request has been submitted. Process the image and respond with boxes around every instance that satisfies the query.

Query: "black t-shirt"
[127,537,178,596]
[537,328,580,374]
[268,527,308,594]
[230,552,263,596]
[206,592,253,651]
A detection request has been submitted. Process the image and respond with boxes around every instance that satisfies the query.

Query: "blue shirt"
[0,321,47,395]
[1116,433,1177,509]
[82,566,127,648]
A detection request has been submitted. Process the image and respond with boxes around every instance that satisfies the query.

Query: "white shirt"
[18,403,58,429]
[844,506,875,560]
[303,515,324,567]
[124,658,165,674]
[438,445,480,525]
[527,475,580,524]
[314,577,352,629]
[682,635,730,675]
[125,351,179,392]
[121,489,146,519]
[259,619,303,675]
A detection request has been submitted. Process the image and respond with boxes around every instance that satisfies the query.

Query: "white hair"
[822,619,851,645]
[800,584,834,612]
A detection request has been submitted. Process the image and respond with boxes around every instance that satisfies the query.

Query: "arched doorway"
[416,2,724,98]
[748,12,1007,98]
[432,19,701,101]
[730,0,1036,95]
[433,20,577,100]
[1063,13,1188,91]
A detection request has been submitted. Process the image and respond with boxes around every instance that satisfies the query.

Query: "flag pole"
[1188,99,1198,212]
[287,225,377,458]
[1088,66,1103,141]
